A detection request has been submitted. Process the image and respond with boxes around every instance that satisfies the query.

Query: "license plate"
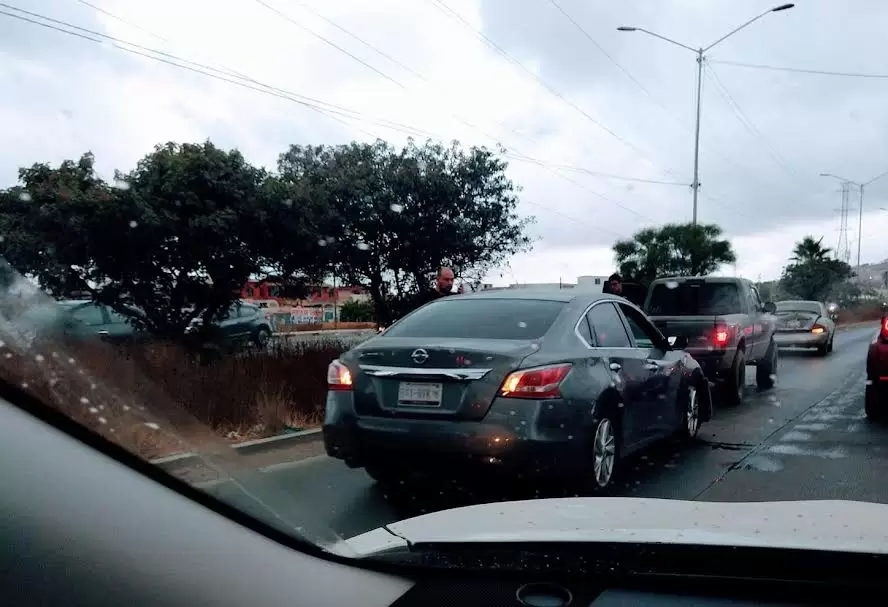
[397,382,443,406]
[786,320,800,329]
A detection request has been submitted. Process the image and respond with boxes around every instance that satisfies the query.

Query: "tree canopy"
[778,236,854,302]
[613,223,736,286]
[0,138,532,337]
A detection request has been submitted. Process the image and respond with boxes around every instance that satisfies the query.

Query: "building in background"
[480,275,609,293]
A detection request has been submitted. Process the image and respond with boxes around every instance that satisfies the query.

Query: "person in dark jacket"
[415,266,463,308]
[603,273,623,296]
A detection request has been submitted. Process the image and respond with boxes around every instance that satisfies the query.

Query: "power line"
[0,6,443,138]
[1,4,653,234]
[705,63,801,182]
[425,0,685,183]
[711,60,888,80]
[250,0,660,222]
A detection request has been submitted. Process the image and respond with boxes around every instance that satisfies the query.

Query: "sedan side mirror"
[763,301,777,314]
[668,334,689,350]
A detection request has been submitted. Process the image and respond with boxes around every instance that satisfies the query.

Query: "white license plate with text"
[397,382,443,406]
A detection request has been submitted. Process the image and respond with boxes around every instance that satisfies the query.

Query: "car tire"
[722,349,746,406]
[865,384,884,422]
[581,414,621,493]
[755,339,777,390]
[677,384,701,442]
[816,341,829,356]
[254,326,272,348]
[827,334,835,353]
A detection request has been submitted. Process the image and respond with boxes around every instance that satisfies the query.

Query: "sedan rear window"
[383,298,566,339]
[646,282,742,316]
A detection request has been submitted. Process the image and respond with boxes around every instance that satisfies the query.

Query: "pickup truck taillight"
[713,325,735,347]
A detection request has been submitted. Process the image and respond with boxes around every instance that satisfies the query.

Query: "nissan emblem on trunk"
[411,348,429,364]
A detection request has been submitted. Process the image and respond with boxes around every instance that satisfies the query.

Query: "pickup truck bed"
[643,277,778,406]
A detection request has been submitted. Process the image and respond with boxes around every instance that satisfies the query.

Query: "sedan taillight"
[500,363,572,399]
[880,317,888,341]
[327,359,353,391]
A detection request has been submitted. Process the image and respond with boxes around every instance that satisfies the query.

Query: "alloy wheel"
[686,387,699,437]
[592,418,617,488]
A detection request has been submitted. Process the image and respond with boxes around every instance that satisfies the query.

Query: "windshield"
[776,301,822,315]
[646,282,742,316]
[3,0,888,566]
[383,298,564,339]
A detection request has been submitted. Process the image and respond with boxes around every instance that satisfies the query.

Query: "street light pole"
[692,49,703,224]
[618,4,794,225]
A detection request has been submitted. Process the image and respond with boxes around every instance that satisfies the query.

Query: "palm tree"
[791,236,832,264]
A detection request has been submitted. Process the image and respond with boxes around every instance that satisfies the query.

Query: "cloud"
[0,0,886,287]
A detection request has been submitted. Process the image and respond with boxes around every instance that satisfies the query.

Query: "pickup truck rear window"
[646,282,743,316]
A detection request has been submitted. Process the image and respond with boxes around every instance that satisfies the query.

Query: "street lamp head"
[771,3,795,11]
[616,26,637,31]
[819,172,831,177]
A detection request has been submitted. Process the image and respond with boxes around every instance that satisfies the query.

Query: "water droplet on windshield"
[98,417,107,424]
[666,281,679,289]
[18,192,32,202]
[34,354,44,362]
[80,397,89,405]
[144,422,160,430]
[517,321,527,328]
[112,179,131,191]
[129,220,138,228]
[317,239,327,247]
[390,203,404,213]
[356,241,370,251]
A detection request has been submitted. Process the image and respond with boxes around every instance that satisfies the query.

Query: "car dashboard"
[3,379,885,607]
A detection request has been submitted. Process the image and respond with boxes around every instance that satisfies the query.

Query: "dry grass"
[0,321,345,460]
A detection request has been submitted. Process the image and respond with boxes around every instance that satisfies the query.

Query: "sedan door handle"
[609,362,622,372]
[644,364,659,371]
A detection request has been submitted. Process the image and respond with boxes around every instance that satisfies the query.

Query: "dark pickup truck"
[642,276,778,405]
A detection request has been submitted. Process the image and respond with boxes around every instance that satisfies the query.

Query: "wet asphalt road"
[208,324,888,540]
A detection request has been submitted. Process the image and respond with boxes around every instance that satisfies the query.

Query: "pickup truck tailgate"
[650,316,719,348]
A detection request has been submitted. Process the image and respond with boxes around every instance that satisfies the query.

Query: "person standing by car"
[603,273,623,296]
[416,266,464,307]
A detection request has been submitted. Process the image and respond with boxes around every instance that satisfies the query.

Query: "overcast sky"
[1,0,887,285]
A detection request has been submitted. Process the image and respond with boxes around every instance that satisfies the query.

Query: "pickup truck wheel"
[756,339,777,390]
[722,350,745,406]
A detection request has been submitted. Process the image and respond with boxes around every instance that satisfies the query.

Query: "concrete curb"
[149,428,322,473]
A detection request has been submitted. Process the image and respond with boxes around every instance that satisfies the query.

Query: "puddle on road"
[734,455,784,472]
[767,444,847,459]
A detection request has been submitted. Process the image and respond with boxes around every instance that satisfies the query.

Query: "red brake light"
[881,317,888,339]
[327,359,353,391]
[500,363,572,399]
[713,325,732,346]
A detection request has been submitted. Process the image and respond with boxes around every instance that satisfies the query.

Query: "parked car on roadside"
[643,276,778,406]
[323,290,712,492]
[184,301,273,351]
[773,300,836,356]
[865,314,888,422]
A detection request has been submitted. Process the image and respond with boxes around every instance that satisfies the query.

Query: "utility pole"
[691,49,703,224]
[820,169,888,268]
[618,4,795,225]
[857,184,864,268]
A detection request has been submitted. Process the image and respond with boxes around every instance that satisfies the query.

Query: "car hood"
[343,497,888,558]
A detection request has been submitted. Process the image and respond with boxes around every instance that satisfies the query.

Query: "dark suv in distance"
[643,277,778,406]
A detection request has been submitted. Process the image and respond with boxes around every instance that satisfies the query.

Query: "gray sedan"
[322,290,712,493]
[773,300,836,356]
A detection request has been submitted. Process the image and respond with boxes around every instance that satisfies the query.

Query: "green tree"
[277,139,533,324]
[0,143,295,340]
[339,298,374,322]
[613,223,736,286]
[778,235,853,302]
